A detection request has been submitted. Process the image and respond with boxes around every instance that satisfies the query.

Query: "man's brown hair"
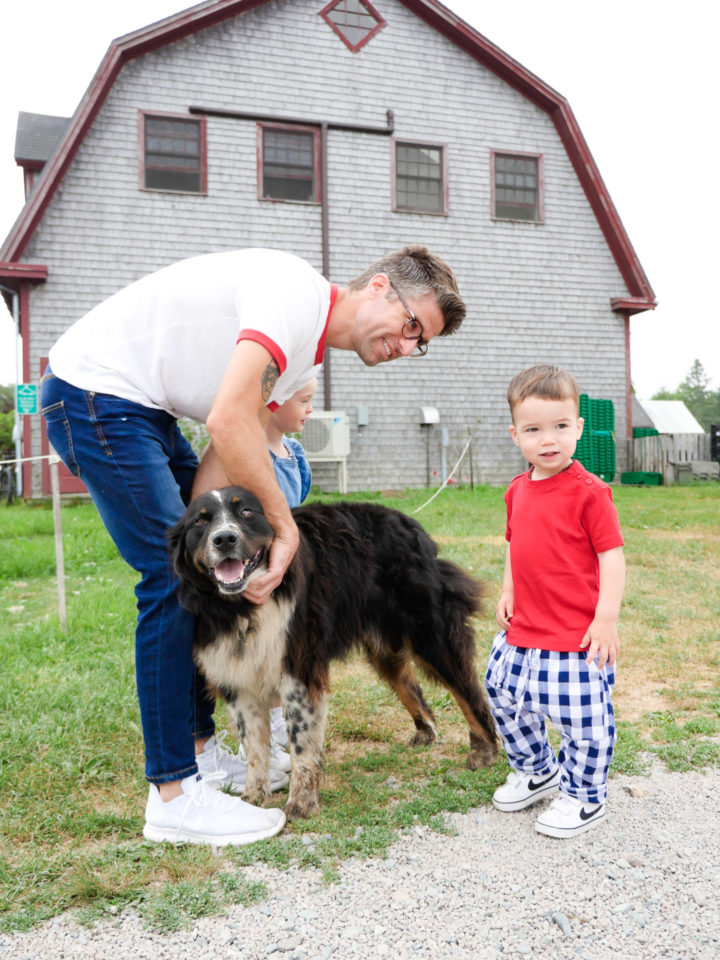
[507,364,581,420]
[348,245,466,336]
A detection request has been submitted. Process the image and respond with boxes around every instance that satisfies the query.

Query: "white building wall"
[23,0,632,493]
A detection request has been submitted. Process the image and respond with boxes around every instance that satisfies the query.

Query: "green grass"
[1,482,719,932]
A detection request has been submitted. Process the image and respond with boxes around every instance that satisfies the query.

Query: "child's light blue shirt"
[269,436,312,508]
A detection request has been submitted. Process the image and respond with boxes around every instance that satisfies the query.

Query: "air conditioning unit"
[301,411,350,458]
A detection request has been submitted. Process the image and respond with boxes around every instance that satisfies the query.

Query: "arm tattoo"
[261,359,280,403]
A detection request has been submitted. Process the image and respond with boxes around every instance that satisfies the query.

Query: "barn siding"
[21,0,630,493]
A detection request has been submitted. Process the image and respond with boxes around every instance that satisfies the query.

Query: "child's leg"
[535,653,616,805]
[484,633,557,776]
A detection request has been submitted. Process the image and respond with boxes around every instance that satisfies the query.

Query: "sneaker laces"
[270,712,287,737]
[172,771,242,843]
[201,730,240,771]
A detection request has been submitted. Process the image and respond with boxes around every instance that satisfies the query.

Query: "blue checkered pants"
[484,632,616,805]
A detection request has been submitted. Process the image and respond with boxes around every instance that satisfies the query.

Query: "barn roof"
[635,400,705,435]
[0,0,656,309]
[14,112,71,167]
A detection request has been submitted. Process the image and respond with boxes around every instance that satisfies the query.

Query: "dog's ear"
[167,518,195,585]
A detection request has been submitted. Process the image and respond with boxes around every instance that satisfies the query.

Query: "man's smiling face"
[351,274,444,366]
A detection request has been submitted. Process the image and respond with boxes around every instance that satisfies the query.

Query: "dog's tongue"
[214,558,246,583]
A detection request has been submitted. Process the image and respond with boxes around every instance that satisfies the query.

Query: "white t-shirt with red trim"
[49,249,334,422]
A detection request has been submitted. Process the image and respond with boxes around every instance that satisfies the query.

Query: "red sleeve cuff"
[236,329,287,374]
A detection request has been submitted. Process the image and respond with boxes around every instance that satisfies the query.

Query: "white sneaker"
[143,771,286,846]
[270,707,289,748]
[271,736,292,774]
[534,794,605,838]
[197,732,289,792]
[492,768,560,812]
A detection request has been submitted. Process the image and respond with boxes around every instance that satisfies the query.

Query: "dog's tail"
[437,557,484,620]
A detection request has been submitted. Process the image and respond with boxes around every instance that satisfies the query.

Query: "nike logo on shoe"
[528,771,559,792]
[579,804,604,822]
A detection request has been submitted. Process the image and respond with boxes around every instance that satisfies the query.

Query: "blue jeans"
[41,371,214,783]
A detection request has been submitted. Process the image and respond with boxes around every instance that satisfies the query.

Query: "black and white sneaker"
[492,768,561,812]
[534,794,605,838]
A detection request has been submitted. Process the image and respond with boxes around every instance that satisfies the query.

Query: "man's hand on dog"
[243,522,300,605]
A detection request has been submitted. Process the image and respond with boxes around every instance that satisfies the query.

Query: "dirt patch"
[644,529,720,543]
[325,639,700,738]
[613,674,671,722]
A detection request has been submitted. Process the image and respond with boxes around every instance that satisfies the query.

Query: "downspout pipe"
[320,122,332,409]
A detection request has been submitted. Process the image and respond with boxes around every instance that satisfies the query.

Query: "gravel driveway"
[5,762,719,960]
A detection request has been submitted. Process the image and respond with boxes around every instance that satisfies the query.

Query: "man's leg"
[42,376,199,784]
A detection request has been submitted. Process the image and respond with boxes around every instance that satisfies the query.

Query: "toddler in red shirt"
[485,365,625,838]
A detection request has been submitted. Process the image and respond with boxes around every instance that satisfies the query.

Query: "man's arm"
[579,546,625,669]
[194,339,299,605]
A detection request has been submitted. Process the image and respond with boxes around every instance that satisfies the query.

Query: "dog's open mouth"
[210,549,263,593]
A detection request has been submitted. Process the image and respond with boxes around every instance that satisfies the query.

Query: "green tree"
[651,360,720,431]
[0,386,15,455]
[0,384,13,414]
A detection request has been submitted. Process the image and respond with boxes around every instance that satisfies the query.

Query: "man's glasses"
[388,279,429,357]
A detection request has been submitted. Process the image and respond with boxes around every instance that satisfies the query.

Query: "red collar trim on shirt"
[314,283,337,364]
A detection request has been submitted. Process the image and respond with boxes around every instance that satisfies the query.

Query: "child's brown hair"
[507,364,581,421]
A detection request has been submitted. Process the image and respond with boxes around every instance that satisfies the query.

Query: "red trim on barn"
[623,313,632,439]
[0,262,48,291]
[610,296,656,315]
[318,0,386,53]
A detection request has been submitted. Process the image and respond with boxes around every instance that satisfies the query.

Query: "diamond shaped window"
[320,0,386,52]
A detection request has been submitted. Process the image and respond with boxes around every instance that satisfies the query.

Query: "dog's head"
[169,487,274,599]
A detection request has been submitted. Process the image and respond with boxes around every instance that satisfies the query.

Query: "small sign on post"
[16,383,39,415]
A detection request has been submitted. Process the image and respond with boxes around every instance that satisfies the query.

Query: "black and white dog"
[169,487,497,819]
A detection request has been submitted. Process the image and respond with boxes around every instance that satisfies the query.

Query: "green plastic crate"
[621,471,662,486]
[576,394,615,482]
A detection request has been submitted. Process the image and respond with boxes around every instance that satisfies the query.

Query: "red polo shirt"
[505,460,624,651]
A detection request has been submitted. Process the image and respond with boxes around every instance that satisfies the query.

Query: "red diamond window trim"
[319,0,386,53]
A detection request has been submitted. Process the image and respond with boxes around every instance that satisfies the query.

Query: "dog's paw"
[244,784,269,806]
[409,727,436,747]
[466,741,498,770]
[284,798,319,820]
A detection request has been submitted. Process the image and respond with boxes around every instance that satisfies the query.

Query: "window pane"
[494,153,539,220]
[262,128,316,202]
[144,116,202,193]
[325,0,381,48]
[395,143,444,213]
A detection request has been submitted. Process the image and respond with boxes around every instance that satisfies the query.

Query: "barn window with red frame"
[143,114,205,194]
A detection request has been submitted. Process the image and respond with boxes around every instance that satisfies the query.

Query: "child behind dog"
[264,378,317,762]
[485,364,625,838]
[265,378,316,511]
